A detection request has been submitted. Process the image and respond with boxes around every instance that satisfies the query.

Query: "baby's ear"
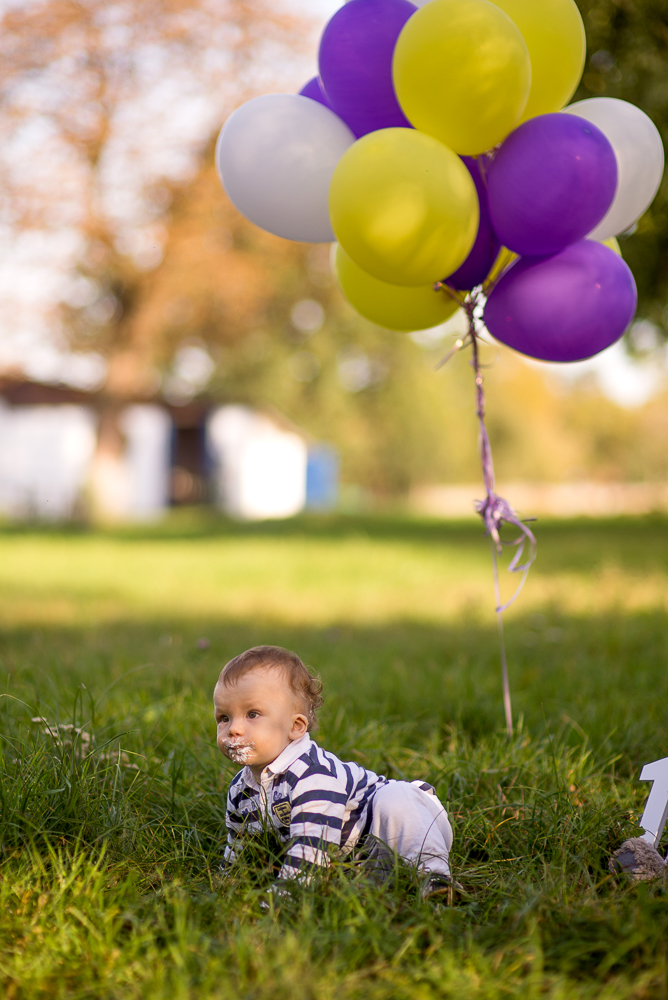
[291,713,309,739]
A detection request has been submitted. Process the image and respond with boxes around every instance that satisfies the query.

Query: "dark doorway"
[170,415,209,506]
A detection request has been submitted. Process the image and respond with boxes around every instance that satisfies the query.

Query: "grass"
[1,511,668,998]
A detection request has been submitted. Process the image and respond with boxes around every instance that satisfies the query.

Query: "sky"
[301,0,346,24]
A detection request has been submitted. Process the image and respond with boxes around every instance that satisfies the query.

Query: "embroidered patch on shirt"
[272,799,292,827]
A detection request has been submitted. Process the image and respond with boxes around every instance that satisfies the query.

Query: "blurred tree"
[0,0,306,515]
[574,0,668,339]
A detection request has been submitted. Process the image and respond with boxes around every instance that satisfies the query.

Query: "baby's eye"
[217,715,229,724]
[247,710,259,719]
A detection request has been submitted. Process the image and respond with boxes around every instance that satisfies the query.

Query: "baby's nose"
[227,717,245,736]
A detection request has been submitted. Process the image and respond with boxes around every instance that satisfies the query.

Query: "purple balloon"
[446,157,500,291]
[487,114,618,257]
[318,0,416,138]
[299,76,334,112]
[484,241,637,363]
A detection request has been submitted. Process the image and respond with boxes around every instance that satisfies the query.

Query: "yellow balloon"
[334,244,459,332]
[329,128,479,287]
[600,236,622,256]
[392,0,531,156]
[491,0,586,122]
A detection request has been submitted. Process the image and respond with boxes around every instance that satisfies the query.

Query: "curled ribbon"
[472,328,537,615]
[475,491,537,614]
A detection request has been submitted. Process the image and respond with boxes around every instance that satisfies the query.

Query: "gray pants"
[366,779,453,878]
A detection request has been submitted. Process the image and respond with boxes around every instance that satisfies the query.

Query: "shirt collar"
[240,733,312,790]
[267,733,312,776]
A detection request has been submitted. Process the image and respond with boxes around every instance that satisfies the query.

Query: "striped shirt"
[224,734,389,879]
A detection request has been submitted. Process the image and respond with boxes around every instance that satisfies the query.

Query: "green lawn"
[1,513,668,999]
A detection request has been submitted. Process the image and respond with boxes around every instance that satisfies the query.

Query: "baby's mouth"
[222,739,256,764]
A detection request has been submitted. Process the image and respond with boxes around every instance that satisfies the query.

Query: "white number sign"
[639,756,668,847]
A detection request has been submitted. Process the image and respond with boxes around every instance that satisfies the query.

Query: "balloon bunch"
[216,0,664,366]
[216,0,665,732]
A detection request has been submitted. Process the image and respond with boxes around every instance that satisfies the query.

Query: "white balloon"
[216,94,355,243]
[563,97,665,240]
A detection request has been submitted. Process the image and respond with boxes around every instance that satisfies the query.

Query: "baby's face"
[213,666,308,779]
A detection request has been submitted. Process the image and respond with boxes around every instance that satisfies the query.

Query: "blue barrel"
[306,444,339,511]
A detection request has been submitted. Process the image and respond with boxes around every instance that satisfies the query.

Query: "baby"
[214,645,456,899]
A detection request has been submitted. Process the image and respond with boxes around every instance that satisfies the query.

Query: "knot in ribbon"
[474,491,537,613]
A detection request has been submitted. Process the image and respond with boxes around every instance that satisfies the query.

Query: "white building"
[0,401,97,520]
[207,406,308,520]
[0,381,335,522]
[89,405,173,521]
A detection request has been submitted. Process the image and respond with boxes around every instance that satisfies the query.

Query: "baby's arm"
[279,768,349,880]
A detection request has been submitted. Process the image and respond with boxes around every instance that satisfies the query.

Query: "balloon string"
[464,295,537,736]
[492,543,513,738]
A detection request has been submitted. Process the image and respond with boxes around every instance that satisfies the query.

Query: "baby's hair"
[219,645,324,731]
